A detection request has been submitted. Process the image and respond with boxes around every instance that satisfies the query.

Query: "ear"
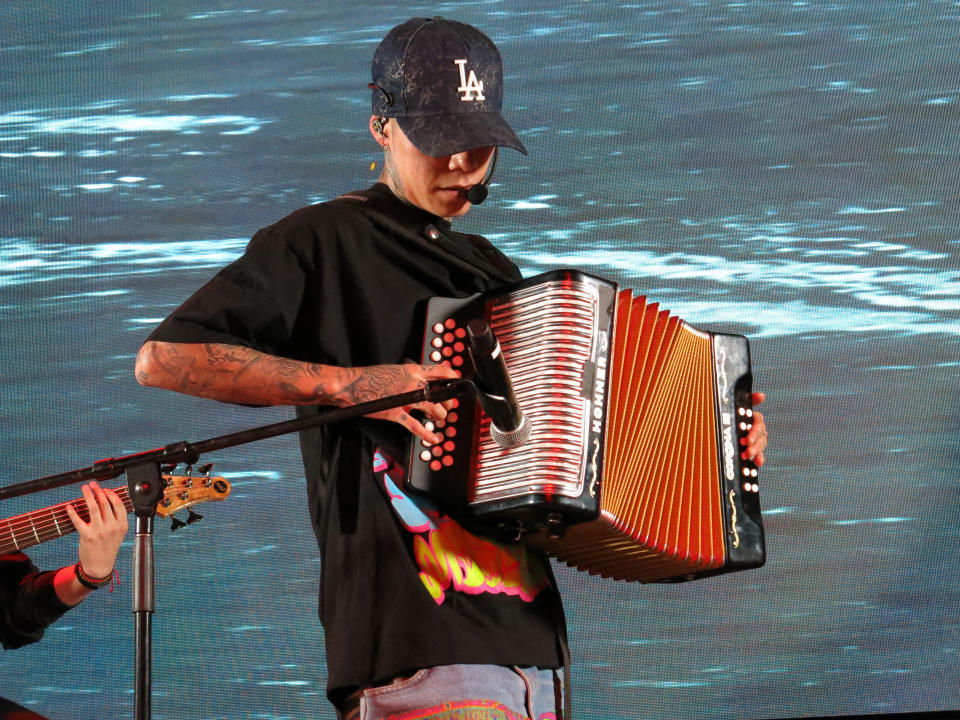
[369,115,388,147]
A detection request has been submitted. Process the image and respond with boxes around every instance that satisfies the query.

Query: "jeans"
[337,664,564,720]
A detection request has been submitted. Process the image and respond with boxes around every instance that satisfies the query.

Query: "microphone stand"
[0,378,471,720]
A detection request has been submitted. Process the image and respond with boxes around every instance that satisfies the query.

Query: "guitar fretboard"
[0,486,135,556]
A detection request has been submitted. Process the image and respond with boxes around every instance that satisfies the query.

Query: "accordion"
[406,270,765,583]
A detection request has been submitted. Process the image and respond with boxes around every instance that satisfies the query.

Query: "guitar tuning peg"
[184,464,193,477]
[198,463,213,475]
[170,515,187,532]
[186,509,203,525]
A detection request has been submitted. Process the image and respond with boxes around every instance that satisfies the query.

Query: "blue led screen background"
[1,2,957,719]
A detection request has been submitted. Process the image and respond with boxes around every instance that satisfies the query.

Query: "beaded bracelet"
[74,562,113,590]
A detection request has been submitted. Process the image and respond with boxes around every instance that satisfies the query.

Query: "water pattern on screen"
[1,3,957,719]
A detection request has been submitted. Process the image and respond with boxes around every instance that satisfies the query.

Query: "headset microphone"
[465,148,499,205]
[465,183,488,205]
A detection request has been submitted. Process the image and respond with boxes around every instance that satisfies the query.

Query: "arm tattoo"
[336,365,420,406]
[140,342,420,409]
[141,342,340,406]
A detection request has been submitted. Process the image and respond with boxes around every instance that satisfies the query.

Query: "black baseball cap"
[370,17,528,157]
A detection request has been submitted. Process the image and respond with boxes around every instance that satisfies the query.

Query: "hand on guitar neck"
[1,474,232,607]
[55,481,128,606]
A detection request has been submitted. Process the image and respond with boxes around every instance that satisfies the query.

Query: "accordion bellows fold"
[529,291,726,581]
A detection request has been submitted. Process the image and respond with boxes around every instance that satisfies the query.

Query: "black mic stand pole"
[0,378,471,720]
[127,463,163,720]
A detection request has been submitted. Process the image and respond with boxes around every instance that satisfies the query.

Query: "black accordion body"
[406,270,765,583]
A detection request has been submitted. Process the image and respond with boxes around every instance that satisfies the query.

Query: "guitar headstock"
[156,474,231,518]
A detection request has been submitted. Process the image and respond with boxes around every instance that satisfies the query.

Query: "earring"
[372,117,389,151]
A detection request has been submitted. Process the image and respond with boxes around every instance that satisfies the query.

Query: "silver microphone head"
[489,414,532,448]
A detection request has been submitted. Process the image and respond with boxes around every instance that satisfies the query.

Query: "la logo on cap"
[455,59,485,102]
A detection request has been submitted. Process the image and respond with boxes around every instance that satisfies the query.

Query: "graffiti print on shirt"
[375,450,549,606]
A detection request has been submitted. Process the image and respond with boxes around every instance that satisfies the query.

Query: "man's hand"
[741,391,768,467]
[64,481,129,580]
[54,481,129,606]
[344,363,462,444]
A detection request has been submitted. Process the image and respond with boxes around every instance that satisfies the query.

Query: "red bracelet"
[74,562,113,590]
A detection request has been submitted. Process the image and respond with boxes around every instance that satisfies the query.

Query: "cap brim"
[395,112,528,157]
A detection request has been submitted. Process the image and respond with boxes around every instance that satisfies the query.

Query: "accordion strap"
[548,566,573,719]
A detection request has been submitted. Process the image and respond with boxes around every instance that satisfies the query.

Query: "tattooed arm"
[135,340,454,443]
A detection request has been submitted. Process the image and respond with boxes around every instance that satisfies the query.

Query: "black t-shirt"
[146,184,565,702]
[0,553,70,650]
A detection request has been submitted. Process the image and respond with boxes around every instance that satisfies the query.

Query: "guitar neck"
[0,486,134,556]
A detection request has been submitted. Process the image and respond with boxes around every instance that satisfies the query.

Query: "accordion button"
[420,450,432,462]
[431,337,443,348]
[430,460,442,471]
[452,356,464,367]
[433,323,445,335]
[430,351,442,363]
[442,456,453,467]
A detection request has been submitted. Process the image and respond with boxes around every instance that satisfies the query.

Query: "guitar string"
[0,478,213,549]
[0,488,136,549]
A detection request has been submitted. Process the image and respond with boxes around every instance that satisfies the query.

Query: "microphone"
[466,318,531,447]
[465,148,499,206]
[465,183,488,205]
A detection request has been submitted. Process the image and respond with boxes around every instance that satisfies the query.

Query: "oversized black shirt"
[146,184,564,703]
[0,553,71,650]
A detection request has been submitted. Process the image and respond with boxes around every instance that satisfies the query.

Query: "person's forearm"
[135,341,423,409]
[135,340,347,406]
[52,565,93,607]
